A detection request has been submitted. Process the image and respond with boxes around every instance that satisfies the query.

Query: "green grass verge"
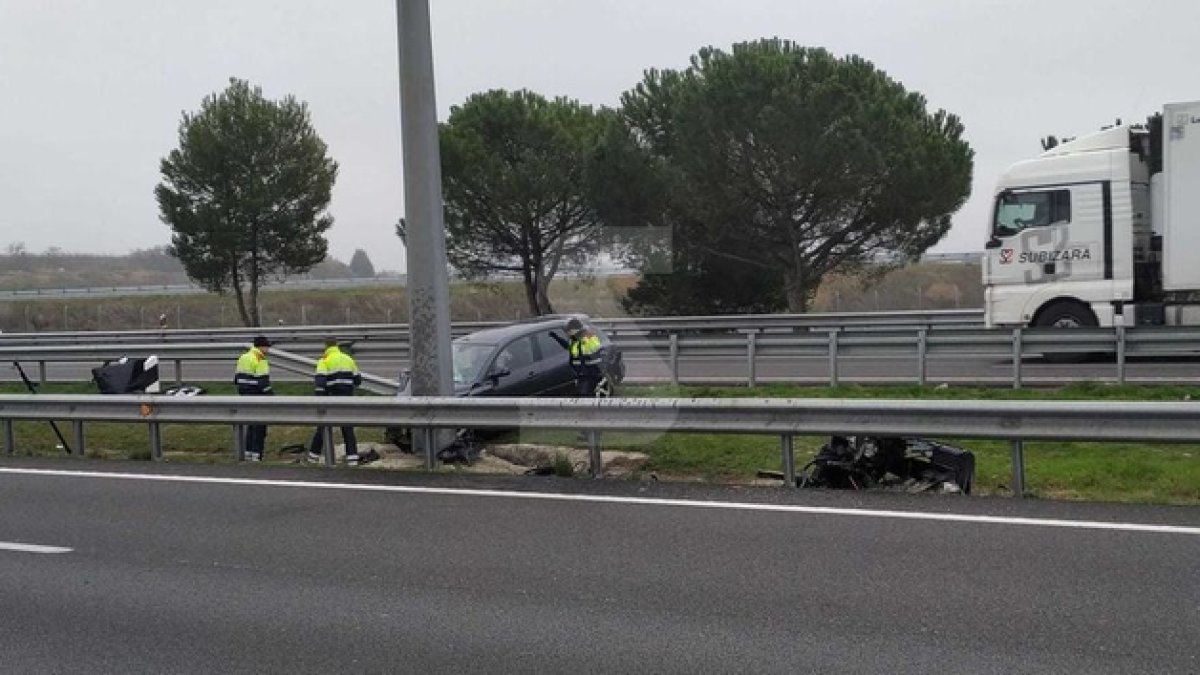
[0,381,384,464]
[620,383,1200,504]
[2,381,1198,505]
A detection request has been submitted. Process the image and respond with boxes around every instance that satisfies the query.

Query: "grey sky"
[2,0,1198,273]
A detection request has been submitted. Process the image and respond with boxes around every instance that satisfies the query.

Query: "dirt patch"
[487,444,649,478]
[312,441,649,477]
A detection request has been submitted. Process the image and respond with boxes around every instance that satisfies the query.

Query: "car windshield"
[451,341,495,385]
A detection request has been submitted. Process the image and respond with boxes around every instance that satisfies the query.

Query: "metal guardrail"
[0,344,398,395]
[0,310,984,346]
[597,310,984,333]
[637,325,1200,387]
[4,324,1200,389]
[3,394,1199,495]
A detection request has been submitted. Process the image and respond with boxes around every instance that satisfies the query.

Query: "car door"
[485,335,539,397]
[531,329,576,396]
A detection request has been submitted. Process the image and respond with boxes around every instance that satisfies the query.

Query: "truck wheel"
[1036,301,1096,329]
[1033,301,1097,363]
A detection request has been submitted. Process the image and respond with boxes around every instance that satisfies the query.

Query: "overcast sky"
[2,0,1198,272]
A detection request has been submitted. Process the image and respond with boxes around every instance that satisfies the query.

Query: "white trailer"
[983,101,1200,329]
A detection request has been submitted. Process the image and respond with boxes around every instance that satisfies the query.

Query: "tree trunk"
[521,267,540,317]
[538,243,565,316]
[248,280,261,327]
[249,239,262,327]
[783,271,811,313]
[231,267,254,327]
[532,263,555,315]
[535,280,555,315]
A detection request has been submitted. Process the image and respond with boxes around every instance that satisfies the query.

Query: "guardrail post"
[1011,328,1023,390]
[669,334,680,387]
[1116,325,1126,384]
[746,332,757,388]
[72,420,85,457]
[917,329,928,387]
[421,427,437,471]
[174,359,184,387]
[322,426,336,467]
[38,361,47,386]
[3,419,14,455]
[828,330,840,388]
[587,430,602,479]
[149,422,163,461]
[233,425,246,462]
[1010,440,1026,497]
[780,434,796,488]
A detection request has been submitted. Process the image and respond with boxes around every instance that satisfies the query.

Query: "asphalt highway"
[1,460,1198,673]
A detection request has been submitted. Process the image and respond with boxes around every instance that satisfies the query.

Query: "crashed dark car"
[386,315,625,448]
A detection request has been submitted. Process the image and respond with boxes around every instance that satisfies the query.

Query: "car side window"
[533,331,567,361]
[494,336,536,372]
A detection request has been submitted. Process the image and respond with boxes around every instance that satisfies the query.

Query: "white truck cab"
[983,101,1200,329]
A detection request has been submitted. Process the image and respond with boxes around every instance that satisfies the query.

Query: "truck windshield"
[993,189,1071,237]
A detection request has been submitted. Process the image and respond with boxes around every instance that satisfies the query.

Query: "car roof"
[456,314,591,344]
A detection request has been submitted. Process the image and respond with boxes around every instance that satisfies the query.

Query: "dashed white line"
[1,466,1198,536]
[0,541,72,554]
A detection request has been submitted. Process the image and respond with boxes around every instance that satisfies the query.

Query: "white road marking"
[1,466,1198,536]
[0,541,72,554]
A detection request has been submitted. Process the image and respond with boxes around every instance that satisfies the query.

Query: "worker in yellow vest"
[233,336,273,461]
[551,318,605,397]
[308,338,363,465]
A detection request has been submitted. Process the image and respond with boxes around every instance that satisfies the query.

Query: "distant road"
[0,270,638,300]
[0,276,409,300]
[1,460,1196,673]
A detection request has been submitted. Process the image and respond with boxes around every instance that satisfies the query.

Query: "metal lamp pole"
[396,0,453,464]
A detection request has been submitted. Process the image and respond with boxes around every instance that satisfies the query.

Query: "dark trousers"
[245,424,267,455]
[310,426,358,457]
[238,390,270,455]
[574,369,603,443]
[575,367,601,397]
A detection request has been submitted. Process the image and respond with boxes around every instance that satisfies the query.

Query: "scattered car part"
[796,436,974,494]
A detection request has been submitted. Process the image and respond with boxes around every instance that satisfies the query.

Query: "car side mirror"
[985,237,1003,249]
[487,367,511,381]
